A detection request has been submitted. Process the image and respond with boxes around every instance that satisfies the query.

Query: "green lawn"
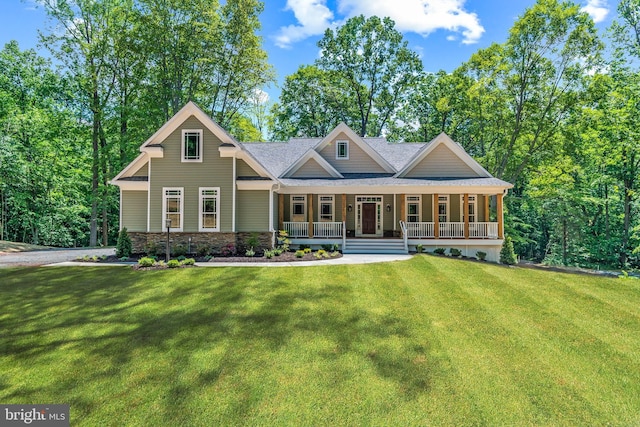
[1,256,639,426]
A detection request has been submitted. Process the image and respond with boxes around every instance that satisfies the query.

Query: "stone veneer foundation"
[128,231,274,255]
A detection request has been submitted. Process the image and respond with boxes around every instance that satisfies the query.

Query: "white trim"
[279,184,511,195]
[147,160,151,232]
[113,180,148,191]
[336,140,349,160]
[393,193,397,230]
[281,149,344,178]
[460,194,477,223]
[199,187,220,232]
[355,195,383,237]
[181,129,203,162]
[406,194,422,223]
[269,187,274,232]
[318,195,335,222]
[314,122,395,173]
[236,180,276,191]
[232,155,236,232]
[290,195,307,222]
[396,133,492,178]
[437,195,450,223]
[119,189,123,231]
[110,153,148,182]
[162,187,184,231]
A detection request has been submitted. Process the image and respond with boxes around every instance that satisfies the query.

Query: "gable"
[237,159,259,177]
[404,143,481,178]
[290,158,335,178]
[318,132,387,174]
[133,163,148,177]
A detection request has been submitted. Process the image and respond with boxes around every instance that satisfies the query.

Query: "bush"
[434,248,446,255]
[450,248,461,257]
[115,228,132,258]
[273,247,283,256]
[138,257,155,267]
[500,236,518,265]
[172,243,187,257]
[476,251,487,261]
[247,233,260,251]
[167,259,181,268]
[144,241,160,257]
[299,244,310,251]
[321,244,333,251]
[416,244,424,253]
[295,250,305,258]
[303,247,312,254]
[264,250,274,259]
[196,244,211,257]
[221,243,236,257]
[245,247,256,257]
[182,258,195,266]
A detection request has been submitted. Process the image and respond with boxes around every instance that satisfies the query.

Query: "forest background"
[0,0,638,268]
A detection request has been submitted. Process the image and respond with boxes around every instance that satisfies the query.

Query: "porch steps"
[343,238,408,255]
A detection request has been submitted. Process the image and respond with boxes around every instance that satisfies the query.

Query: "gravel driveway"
[0,248,115,267]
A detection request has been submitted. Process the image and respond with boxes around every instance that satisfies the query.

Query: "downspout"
[232,153,236,232]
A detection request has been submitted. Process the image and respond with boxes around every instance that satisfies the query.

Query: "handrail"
[399,220,408,253]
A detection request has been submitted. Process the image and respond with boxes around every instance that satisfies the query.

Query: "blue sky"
[0,0,615,103]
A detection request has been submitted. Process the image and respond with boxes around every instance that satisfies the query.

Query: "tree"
[500,236,518,265]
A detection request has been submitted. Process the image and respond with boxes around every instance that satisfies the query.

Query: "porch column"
[308,193,314,238]
[484,195,490,222]
[433,193,439,239]
[399,194,406,224]
[278,194,284,231]
[464,193,469,239]
[342,194,347,222]
[497,193,504,239]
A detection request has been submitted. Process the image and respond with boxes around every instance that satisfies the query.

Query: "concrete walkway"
[40,254,412,268]
[0,247,115,267]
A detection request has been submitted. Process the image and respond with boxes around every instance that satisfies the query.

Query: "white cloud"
[582,0,609,23]
[274,0,335,48]
[274,0,485,48]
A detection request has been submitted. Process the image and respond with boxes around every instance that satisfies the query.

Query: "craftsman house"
[110,102,513,261]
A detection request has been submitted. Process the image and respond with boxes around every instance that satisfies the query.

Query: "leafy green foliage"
[500,236,518,265]
[167,259,180,268]
[138,257,155,267]
[115,228,132,258]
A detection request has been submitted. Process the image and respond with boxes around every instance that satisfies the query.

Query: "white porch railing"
[439,222,465,238]
[399,220,408,253]
[283,221,308,238]
[284,221,343,238]
[469,222,499,239]
[314,221,343,238]
[406,222,435,238]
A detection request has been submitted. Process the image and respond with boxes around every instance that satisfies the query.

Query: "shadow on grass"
[1,265,440,422]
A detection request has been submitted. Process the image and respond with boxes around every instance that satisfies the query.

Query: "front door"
[362,203,377,234]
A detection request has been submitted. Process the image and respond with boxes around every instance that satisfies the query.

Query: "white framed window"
[199,187,220,232]
[438,195,449,223]
[291,195,306,222]
[460,195,477,223]
[336,140,349,159]
[319,195,334,222]
[182,129,203,162]
[406,195,421,223]
[163,187,184,231]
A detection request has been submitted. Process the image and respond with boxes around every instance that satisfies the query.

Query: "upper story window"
[182,129,203,162]
[336,140,349,159]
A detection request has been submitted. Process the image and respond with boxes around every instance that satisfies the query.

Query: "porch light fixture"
[386,204,391,212]
[348,204,353,212]
[165,218,172,263]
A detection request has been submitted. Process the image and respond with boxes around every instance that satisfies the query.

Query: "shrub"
[450,248,461,257]
[119,256,129,262]
[247,233,260,251]
[434,248,446,255]
[321,244,333,251]
[303,247,312,254]
[295,250,305,258]
[144,241,160,257]
[273,247,283,256]
[416,244,424,253]
[172,243,187,257]
[182,258,195,266]
[500,236,517,265]
[115,227,132,258]
[167,259,181,268]
[264,250,274,259]
[331,251,340,257]
[221,243,236,257]
[196,244,211,257]
[245,247,256,257]
[476,251,487,261]
[177,255,186,262]
[138,257,155,267]
[277,230,290,252]
[299,244,310,251]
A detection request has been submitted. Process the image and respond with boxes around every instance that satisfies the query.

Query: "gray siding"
[133,163,148,177]
[237,190,270,232]
[405,144,480,178]
[149,115,234,232]
[318,132,386,173]
[290,158,333,178]
[237,159,259,177]
[122,190,147,232]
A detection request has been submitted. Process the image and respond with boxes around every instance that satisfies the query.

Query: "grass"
[0,240,50,252]
[1,255,639,425]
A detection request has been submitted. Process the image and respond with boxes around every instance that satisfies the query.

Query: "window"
[319,195,334,222]
[291,195,306,222]
[163,188,183,231]
[460,195,477,223]
[199,187,220,231]
[182,129,203,162]
[406,195,421,223]
[336,140,349,159]
[438,195,449,223]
